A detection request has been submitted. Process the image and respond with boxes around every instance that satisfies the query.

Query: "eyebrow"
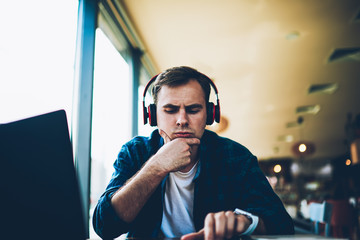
[162,103,204,109]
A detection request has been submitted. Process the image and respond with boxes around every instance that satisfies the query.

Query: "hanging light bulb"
[345,159,352,166]
[274,164,282,173]
[291,116,316,157]
[299,143,307,152]
[292,141,315,156]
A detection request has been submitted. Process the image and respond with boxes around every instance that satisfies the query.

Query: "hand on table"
[181,211,252,240]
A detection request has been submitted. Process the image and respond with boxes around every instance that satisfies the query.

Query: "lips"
[173,132,194,138]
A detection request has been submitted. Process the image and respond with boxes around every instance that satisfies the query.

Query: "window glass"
[0,1,78,126]
[89,28,131,238]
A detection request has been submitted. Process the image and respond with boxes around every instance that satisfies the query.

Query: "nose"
[176,108,189,127]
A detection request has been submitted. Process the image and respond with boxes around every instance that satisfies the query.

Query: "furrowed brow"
[185,104,203,110]
[162,104,179,109]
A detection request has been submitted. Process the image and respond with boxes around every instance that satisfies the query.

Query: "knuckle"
[206,212,215,218]
[205,213,215,222]
[214,211,226,221]
[225,211,233,217]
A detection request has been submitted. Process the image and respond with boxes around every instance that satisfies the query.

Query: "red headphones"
[143,73,221,126]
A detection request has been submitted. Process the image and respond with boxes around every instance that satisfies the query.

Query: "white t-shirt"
[160,162,199,237]
[160,161,258,237]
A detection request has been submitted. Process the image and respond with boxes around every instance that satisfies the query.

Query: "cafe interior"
[122,1,360,238]
[1,0,360,239]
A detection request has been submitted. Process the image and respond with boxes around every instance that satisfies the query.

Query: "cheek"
[196,119,207,138]
[194,112,207,127]
[156,111,173,128]
[156,111,165,127]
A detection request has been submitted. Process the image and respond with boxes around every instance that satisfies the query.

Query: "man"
[93,66,294,239]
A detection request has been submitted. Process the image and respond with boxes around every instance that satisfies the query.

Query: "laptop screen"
[0,110,86,239]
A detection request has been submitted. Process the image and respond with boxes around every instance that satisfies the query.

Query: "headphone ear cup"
[206,102,215,125]
[215,104,220,123]
[143,106,149,125]
[148,104,157,126]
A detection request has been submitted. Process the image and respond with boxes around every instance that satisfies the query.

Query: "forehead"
[157,80,206,106]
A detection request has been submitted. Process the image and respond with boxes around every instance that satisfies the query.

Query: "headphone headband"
[143,74,159,99]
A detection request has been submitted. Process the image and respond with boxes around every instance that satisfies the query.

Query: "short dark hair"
[151,66,211,105]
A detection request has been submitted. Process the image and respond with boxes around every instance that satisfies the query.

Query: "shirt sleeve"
[241,155,294,235]
[92,143,138,239]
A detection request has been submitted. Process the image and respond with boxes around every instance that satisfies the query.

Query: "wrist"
[146,155,169,178]
[234,208,259,235]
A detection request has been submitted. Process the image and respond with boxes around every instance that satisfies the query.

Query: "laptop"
[0,110,86,239]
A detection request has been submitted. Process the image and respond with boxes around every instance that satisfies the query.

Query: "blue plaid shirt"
[93,130,294,239]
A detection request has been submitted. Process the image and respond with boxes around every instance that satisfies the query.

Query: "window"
[89,28,131,238]
[0,0,78,126]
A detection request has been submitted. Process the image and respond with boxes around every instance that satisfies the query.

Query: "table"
[250,235,348,240]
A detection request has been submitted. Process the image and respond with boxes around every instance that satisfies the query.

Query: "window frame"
[72,0,157,236]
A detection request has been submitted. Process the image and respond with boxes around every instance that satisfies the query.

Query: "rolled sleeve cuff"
[93,190,130,238]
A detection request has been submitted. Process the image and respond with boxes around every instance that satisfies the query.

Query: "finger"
[214,212,226,240]
[159,129,172,144]
[204,213,215,240]
[225,211,236,239]
[183,137,201,146]
[235,215,249,235]
[181,229,204,240]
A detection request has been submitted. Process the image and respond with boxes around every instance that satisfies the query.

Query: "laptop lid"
[0,110,86,239]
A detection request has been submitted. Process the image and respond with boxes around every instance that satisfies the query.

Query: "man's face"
[156,79,207,140]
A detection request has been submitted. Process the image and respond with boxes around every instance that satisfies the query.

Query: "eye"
[187,107,201,114]
[164,108,177,114]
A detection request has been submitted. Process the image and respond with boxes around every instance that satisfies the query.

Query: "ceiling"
[121,0,360,161]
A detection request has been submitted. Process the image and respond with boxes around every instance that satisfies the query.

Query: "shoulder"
[116,130,163,167]
[201,130,254,160]
[112,130,163,176]
[123,129,162,154]
[128,129,162,146]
